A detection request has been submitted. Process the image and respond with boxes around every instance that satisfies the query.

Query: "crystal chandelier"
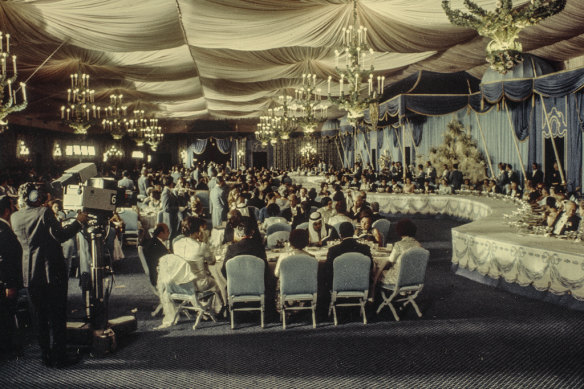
[145,118,164,151]
[0,32,27,133]
[256,119,275,146]
[300,143,317,158]
[267,93,298,142]
[60,71,99,135]
[327,0,383,124]
[292,73,328,135]
[101,93,128,140]
[127,109,147,146]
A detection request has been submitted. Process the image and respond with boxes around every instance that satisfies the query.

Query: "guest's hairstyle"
[162,176,174,187]
[546,196,557,208]
[300,201,311,214]
[181,216,206,236]
[321,196,332,207]
[152,223,168,237]
[289,229,309,250]
[308,188,317,200]
[266,203,281,217]
[334,199,347,214]
[237,217,256,237]
[453,163,459,169]
[332,191,344,202]
[358,207,373,220]
[338,222,355,238]
[396,218,417,238]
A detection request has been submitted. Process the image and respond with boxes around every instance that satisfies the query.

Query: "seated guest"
[402,177,415,194]
[318,197,334,224]
[354,214,382,246]
[262,203,284,230]
[372,218,421,291]
[319,182,331,197]
[308,212,339,247]
[117,170,135,191]
[423,181,434,194]
[274,229,315,278]
[291,201,311,229]
[460,179,473,191]
[551,200,580,235]
[173,217,224,308]
[325,222,372,290]
[370,202,382,223]
[247,188,265,210]
[143,188,162,212]
[221,218,268,278]
[195,177,209,190]
[235,195,258,224]
[508,181,522,198]
[306,188,321,209]
[258,192,277,223]
[188,196,206,218]
[328,200,352,227]
[223,209,261,245]
[282,194,301,222]
[543,196,559,227]
[143,223,171,287]
[437,178,453,195]
[391,179,402,193]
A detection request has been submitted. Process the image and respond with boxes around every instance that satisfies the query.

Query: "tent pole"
[473,111,495,179]
[539,95,567,185]
[335,136,344,168]
[504,104,528,183]
[394,122,406,180]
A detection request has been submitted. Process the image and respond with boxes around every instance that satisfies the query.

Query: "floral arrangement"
[442,0,566,74]
[417,118,487,184]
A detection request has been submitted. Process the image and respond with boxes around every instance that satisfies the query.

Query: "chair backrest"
[137,245,151,280]
[296,222,309,230]
[156,210,164,224]
[332,252,371,292]
[118,209,139,230]
[266,230,291,249]
[172,234,185,248]
[226,255,266,296]
[280,254,318,295]
[396,248,430,287]
[195,190,210,210]
[332,222,343,237]
[372,218,391,246]
[266,222,292,236]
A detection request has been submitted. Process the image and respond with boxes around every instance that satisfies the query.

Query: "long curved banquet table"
[362,192,584,305]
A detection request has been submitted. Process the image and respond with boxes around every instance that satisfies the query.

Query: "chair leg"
[152,303,163,317]
[229,304,235,330]
[192,311,203,330]
[311,306,316,329]
[361,300,367,325]
[282,307,286,330]
[410,298,423,317]
[388,302,400,321]
[332,305,338,326]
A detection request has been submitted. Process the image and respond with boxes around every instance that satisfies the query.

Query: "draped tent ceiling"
[3,0,584,134]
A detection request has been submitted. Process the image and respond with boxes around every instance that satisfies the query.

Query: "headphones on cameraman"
[18,182,46,207]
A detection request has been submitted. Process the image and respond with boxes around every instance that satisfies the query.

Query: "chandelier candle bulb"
[5,34,9,53]
[60,106,65,119]
[0,32,3,52]
[11,55,16,75]
[20,82,26,102]
[66,108,70,120]
[7,79,12,101]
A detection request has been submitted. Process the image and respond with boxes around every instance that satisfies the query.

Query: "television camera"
[52,163,122,331]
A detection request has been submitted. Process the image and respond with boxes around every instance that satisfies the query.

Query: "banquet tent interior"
[1,0,584,388]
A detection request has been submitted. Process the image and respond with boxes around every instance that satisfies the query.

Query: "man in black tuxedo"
[0,195,23,357]
[11,183,88,367]
[161,176,179,241]
[324,222,372,291]
[530,162,544,185]
[448,163,464,191]
[143,223,170,287]
[551,201,580,236]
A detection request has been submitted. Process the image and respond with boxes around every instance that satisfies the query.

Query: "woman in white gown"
[173,216,225,306]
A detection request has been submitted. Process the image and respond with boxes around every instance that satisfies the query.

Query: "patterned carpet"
[1,216,583,388]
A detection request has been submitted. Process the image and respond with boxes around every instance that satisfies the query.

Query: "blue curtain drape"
[215,138,231,155]
[191,139,208,154]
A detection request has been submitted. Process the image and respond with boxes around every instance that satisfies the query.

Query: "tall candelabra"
[101,93,128,140]
[146,118,164,151]
[60,72,99,135]
[327,0,383,124]
[0,31,27,132]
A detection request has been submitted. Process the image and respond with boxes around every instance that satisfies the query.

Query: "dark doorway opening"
[405,146,411,167]
[371,149,377,170]
[252,152,268,169]
[195,142,231,166]
[544,137,565,184]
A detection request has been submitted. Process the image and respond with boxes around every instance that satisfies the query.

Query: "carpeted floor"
[1,216,583,388]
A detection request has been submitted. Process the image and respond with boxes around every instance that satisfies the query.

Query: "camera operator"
[11,183,88,368]
[0,195,22,358]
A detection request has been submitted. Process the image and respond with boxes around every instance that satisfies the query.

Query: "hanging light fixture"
[127,108,147,146]
[145,118,164,151]
[300,143,317,158]
[293,73,329,135]
[0,31,27,133]
[101,93,128,140]
[255,119,274,146]
[327,0,382,124]
[60,71,100,135]
[260,92,298,143]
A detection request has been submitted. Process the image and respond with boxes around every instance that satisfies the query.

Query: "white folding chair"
[279,254,318,329]
[118,208,140,246]
[328,252,371,325]
[226,255,266,329]
[376,247,430,321]
[266,222,292,236]
[372,219,391,247]
[137,246,162,317]
[296,222,309,230]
